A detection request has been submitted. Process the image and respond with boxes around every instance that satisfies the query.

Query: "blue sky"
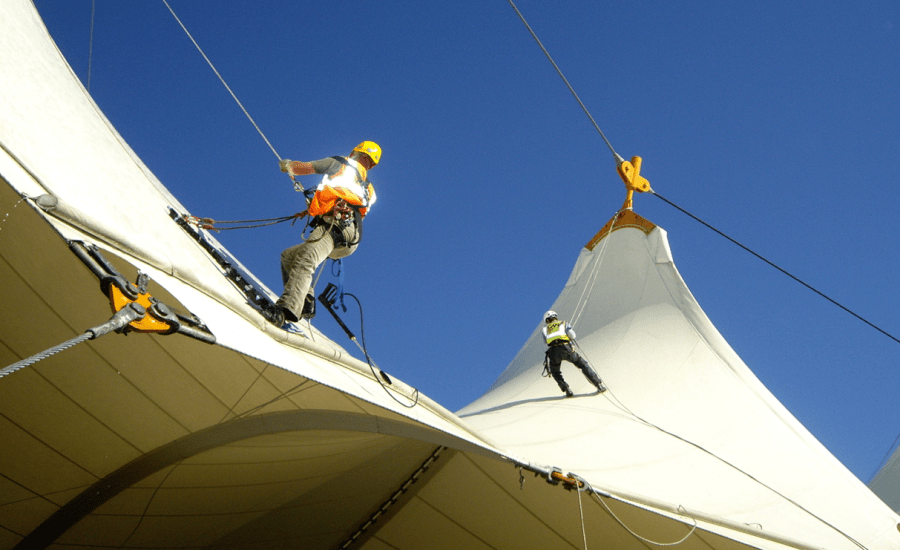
[33,0,899,485]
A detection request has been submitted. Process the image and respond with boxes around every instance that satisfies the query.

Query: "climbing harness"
[318,283,419,408]
[0,303,144,378]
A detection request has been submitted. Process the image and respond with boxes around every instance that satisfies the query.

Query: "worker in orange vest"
[271,141,380,326]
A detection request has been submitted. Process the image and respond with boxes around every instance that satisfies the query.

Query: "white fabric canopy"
[1,1,898,548]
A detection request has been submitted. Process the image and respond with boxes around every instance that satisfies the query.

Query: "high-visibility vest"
[544,320,570,344]
[308,157,377,217]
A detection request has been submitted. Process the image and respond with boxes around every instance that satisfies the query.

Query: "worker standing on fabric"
[270,141,381,326]
[542,310,606,397]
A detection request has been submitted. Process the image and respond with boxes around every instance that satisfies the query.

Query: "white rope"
[573,475,697,547]
[160,0,282,161]
[576,481,589,549]
[572,211,620,326]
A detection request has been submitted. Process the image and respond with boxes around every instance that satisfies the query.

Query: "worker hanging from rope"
[542,311,606,397]
[270,141,381,327]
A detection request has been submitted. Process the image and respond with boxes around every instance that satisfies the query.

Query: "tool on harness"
[332,259,347,312]
[307,200,364,249]
[318,283,393,385]
[69,241,216,344]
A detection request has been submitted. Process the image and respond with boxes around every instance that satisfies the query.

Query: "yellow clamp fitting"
[549,470,584,488]
[617,156,651,193]
[107,285,176,334]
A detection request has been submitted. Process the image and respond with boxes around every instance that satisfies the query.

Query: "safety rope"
[0,303,145,379]
[341,292,420,409]
[572,210,620,326]
[576,480,589,549]
[572,473,699,547]
[571,338,868,549]
[160,0,305,194]
[184,213,304,231]
[161,0,280,162]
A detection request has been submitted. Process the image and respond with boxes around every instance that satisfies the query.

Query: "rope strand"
[507,0,619,162]
[161,0,282,161]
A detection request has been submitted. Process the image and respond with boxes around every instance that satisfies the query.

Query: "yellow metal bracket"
[616,156,652,211]
[107,282,177,335]
[68,241,215,343]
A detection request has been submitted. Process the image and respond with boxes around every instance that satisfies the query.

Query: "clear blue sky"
[33,0,900,485]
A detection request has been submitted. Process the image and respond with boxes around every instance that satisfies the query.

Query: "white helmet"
[544,310,558,322]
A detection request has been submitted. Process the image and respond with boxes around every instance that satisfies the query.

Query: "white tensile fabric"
[458,220,900,549]
[2,0,899,548]
[870,445,900,514]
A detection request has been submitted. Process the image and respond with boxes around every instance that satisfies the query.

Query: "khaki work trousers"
[277,221,359,317]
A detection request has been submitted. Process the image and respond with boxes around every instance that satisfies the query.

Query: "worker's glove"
[279,159,294,175]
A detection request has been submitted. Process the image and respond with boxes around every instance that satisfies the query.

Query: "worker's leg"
[278,225,334,319]
[567,347,605,390]
[546,346,571,395]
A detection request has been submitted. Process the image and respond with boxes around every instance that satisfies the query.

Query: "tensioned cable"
[506,0,898,348]
[507,0,620,163]
[653,192,900,345]
[161,0,282,161]
[507,4,877,542]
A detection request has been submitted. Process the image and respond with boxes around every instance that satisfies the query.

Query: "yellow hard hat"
[352,141,381,165]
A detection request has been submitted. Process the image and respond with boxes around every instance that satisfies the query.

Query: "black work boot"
[564,388,574,398]
[301,294,316,320]
[267,306,285,328]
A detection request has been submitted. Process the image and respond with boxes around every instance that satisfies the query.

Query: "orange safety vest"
[307,158,377,218]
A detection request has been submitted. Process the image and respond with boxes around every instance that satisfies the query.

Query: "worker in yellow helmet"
[271,141,380,326]
[542,310,606,397]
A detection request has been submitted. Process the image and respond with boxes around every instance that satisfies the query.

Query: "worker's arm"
[279,160,316,176]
